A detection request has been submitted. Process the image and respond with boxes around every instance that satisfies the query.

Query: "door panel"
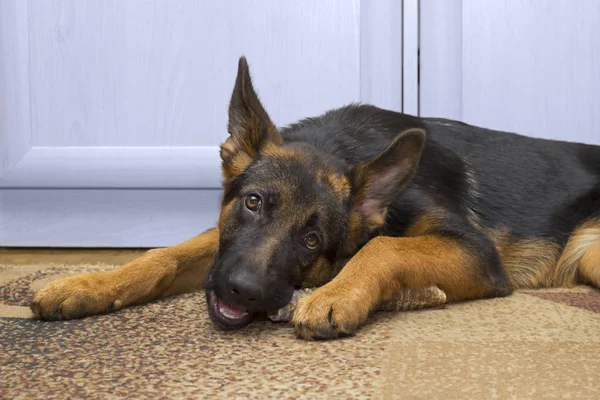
[28,0,364,148]
[420,0,600,145]
[0,0,406,247]
[0,0,31,177]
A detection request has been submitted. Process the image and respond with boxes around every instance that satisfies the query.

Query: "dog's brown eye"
[303,233,319,250]
[245,194,262,212]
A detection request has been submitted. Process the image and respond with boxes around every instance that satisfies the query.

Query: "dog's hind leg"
[553,219,600,288]
[30,228,219,320]
[576,220,600,288]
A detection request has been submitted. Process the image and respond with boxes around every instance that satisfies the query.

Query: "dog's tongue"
[216,297,248,319]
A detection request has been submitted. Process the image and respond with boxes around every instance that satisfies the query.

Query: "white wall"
[420,0,600,145]
[0,0,406,247]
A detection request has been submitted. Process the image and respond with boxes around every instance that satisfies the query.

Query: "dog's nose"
[227,272,265,305]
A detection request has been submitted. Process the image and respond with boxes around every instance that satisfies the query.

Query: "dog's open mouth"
[207,290,254,330]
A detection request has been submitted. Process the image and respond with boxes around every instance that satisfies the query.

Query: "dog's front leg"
[31,228,219,320]
[292,234,509,340]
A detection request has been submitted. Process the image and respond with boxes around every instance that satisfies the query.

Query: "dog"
[30,57,600,340]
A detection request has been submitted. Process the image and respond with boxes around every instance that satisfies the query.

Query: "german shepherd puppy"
[31,57,600,340]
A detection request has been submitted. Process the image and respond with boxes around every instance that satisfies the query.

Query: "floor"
[0,247,147,266]
[2,249,600,399]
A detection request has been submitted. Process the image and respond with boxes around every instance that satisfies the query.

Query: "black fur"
[284,105,600,242]
[280,105,599,297]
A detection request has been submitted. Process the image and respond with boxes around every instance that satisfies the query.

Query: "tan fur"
[248,221,295,272]
[293,235,483,339]
[404,211,445,237]
[220,139,253,180]
[340,211,369,256]
[554,219,600,287]
[218,200,234,229]
[261,142,300,160]
[347,212,363,240]
[484,227,561,289]
[479,221,600,290]
[302,256,338,288]
[220,131,283,180]
[580,234,600,285]
[31,228,219,320]
[317,170,351,199]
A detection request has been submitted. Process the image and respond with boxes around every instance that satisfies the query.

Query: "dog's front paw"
[31,274,119,320]
[292,286,370,340]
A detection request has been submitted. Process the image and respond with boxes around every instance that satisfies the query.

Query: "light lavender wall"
[421,0,600,145]
[0,0,406,246]
[28,0,367,148]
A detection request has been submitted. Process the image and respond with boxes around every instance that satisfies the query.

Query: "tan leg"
[31,228,219,320]
[292,235,493,339]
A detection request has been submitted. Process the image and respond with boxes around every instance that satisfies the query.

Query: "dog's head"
[205,57,426,330]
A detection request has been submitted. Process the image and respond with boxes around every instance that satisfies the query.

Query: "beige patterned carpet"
[2,261,600,399]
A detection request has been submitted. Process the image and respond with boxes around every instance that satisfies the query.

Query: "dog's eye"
[245,194,262,212]
[303,233,320,250]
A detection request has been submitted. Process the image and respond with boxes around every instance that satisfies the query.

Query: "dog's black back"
[426,117,600,243]
[280,104,600,289]
[283,105,599,236]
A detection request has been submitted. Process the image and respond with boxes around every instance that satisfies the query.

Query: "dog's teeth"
[219,305,247,320]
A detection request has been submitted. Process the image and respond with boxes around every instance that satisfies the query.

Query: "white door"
[0,0,413,247]
[419,0,600,145]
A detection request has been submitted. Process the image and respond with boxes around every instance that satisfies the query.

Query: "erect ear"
[350,128,426,230]
[220,56,282,180]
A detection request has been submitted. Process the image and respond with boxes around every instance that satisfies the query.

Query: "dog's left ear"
[220,57,282,179]
[350,128,426,230]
